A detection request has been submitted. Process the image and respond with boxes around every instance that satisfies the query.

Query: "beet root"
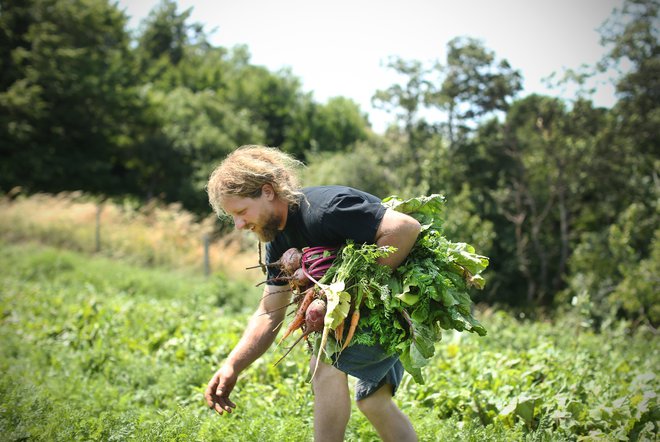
[305,299,326,333]
[281,247,303,275]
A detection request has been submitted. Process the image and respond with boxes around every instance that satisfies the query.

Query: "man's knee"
[309,357,345,393]
[356,385,393,416]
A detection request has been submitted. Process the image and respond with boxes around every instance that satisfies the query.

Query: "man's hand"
[205,365,237,415]
[204,285,291,416]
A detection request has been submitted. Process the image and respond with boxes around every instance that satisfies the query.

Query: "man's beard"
[253,211,281,242]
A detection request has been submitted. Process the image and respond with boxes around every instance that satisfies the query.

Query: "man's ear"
[262,184,275,201]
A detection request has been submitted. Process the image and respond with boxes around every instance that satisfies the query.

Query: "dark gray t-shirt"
[265,185,386,284]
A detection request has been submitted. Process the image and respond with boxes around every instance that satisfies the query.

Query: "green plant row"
[0,242,657,441]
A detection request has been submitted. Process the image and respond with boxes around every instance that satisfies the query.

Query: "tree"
[372,57,435,183]
[427,37,522,148]
[559,0,659,325]
[135,0,209,85]
[599,0,658,185]
[0,0,141,194]
[372,57,430,132]
[372,41,521,192]
[301,141,398,199]
[0,0,32,92]
[132,86,265,211]
[308,96,369,153]
[451,94,610,308]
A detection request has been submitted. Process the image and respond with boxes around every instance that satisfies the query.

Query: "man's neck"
[274,198,289,231]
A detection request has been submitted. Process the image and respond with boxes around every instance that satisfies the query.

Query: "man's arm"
[205,284,291,415]
[374,208,421,270]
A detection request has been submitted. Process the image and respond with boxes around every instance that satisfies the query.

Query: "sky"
[116,0,627,132]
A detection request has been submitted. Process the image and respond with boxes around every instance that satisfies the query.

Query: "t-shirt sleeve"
[321,192,386,245]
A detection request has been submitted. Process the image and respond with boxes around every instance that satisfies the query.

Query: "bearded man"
[204,145,420,442]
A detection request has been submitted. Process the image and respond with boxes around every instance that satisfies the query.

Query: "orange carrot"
[279,287,316,344]
[334,319,345,344]
[340,309,360,351]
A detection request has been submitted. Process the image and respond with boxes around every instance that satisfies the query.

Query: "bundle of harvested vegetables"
[313,194,489,384]
[257,194,489,384]
[252,245,338,365]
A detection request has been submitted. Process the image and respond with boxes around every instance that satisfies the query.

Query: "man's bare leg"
[310,357,351,442]
[357,383,417,442]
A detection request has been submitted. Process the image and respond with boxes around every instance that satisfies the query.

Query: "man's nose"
[234,217,246,229]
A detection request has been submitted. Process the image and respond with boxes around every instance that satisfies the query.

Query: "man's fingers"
[211,399,236,415]
[206,372,237,416]
[214,390,236,410]
[207,385,237,415]
[204,388,214,408]
[205,377,219,407]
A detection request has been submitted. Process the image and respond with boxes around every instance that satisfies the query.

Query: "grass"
[1,240,658,441]
[0,191,264,283]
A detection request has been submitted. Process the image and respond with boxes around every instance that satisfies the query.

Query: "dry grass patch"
[0,191,262,282]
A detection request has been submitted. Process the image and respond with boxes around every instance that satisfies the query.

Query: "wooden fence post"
[203,234,210,277]
[95,203,102,253]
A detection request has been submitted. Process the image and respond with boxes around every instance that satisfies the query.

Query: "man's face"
[220,190,283,242]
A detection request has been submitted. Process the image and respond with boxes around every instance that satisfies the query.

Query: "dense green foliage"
[1,242,657,441]
[1,0,658,320]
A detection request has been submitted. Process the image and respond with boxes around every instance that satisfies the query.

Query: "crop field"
[0,241,657,441]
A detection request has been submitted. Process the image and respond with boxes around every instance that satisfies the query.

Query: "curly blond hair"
[207,145,304,216]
